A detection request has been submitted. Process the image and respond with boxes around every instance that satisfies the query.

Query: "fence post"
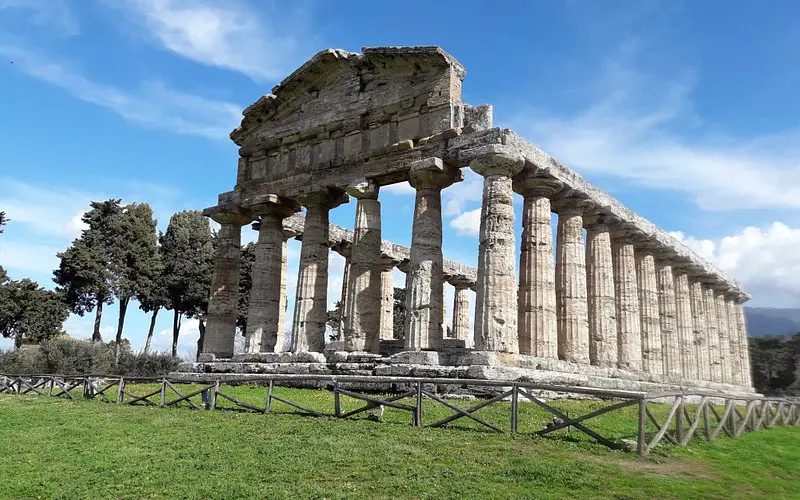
[333,383,341,418]
[266,380,273,413]
[159,379,167,407]
[210,380,219,411]
[117,377,125,404]
[511,384,519,433]
[48,377,54,397]
[415,381,423,427]
[636,398,647,456]
[675,395,685,444]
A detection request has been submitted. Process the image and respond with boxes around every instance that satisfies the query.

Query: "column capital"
[346,178,380,200]
[248,194,300,219]
[583,212,620,228]
[512,175,563,198]
[377,254,403,271]
[408,157,463,190]
[331,240,353,259]
[468,144,525,177]
[550,196,594,215]
[204,204,253,226]
[445,274,474,289]
[295,188,349,209]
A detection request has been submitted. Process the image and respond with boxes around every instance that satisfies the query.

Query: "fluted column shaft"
[343,182,382,353]
[205,213,251,358]
[735,302,752,389]
[703,287,721,382]
[452,283,471,345]
[555,209,589,363]
[276,236,291,350]
[379,265,395,341]
[291,191,346,353]
[405,158,461,351]
[613,240,641,371]
[726,299,743,387]
[656,262,681,377]
[516,184,558,358]
[689,280,709,381]
[586,224,617,367]
[471,151,523,352]
[715,293,732,384]
[674,272,695,379]
[637,252,662,375]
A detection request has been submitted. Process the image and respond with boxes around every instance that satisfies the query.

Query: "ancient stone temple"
[185,46,754,395]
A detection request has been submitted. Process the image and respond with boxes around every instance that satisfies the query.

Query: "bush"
[0,339,180,377]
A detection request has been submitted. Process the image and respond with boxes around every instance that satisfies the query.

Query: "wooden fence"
[1,373,797,456]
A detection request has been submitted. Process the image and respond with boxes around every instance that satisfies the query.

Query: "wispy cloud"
[116,0,313,82]
[0,45,242,140]
[0,0,79,37]
[506,44,800,212]
[673,222,800,308]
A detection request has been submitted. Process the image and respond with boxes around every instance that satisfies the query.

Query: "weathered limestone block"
[451,281,472,346]
[674,272,696,380]
[470,146,524,353]
[515,177,560,359]
[735,302,752,389]
[291,189,348,353]
[689,280,709,381]
[656,261,681,378]
[555,207,590,364]
[612,239,641,372]
[585,222,617,367]
[204,209,253,358]
[404,157,462,351]
[703,286,721,382]
[636,251,662,376]
[343,180,383,352]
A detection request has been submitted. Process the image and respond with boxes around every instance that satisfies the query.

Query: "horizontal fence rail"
[1,373,796,456]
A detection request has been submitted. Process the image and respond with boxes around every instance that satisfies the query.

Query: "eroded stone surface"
[613,240,641,371]
[586,224,617,367]
[555,209,589,364]
[636,252,662,376]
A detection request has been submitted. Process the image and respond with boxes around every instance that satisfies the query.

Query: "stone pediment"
[231,46,467,187]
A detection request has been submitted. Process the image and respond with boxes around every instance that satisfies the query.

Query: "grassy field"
[0,384,798,499]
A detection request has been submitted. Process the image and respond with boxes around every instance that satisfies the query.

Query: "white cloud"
[0,240,61,276]
[0,179,95,239]
[507,45,800,212]
[672,222,800,308]
[443,169,484,217]
[0,45,242,140]
[450,208,481,237]
[118,0,312,82]
[0,0,79,36]
[381,181,415,196]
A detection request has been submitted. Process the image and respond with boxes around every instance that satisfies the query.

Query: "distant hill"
[745,307,800,337]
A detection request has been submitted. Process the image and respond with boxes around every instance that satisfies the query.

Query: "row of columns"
[204,150,752,390]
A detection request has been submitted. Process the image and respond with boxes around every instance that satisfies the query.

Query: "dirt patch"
[609,455,720,480]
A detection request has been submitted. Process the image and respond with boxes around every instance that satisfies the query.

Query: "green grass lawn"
[1,385,798,499]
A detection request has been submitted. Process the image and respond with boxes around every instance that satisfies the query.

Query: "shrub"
[0,339,180,377]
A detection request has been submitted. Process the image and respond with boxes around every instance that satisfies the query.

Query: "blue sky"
[1,0,799,356]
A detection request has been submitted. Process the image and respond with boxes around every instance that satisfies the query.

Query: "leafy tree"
[237,242,256,336]
[0,211,7,233]
[54,200,122,342]
[108,203,160,364]
[138,246,167,355]
[749,335,797,395]
[326,300,343,341]
[0,276,69,348]
[160,211,214,357]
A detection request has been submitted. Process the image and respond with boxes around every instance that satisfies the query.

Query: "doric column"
[703,286,721,382]
[332,242,352,342]
[689,279,709,381]
[244,199,299,354]
[715,292,732,384]
[726,297,744,387]
[204,207,253,358]
[656,260,681,377]
[378,257,400,341]
[674,271,696,380]
[470,148,524,353]
[404,157,462,351]
[343,179,383,352]
[734,301,752,389]
[514,176,560,358]
[450,279,472,345]
[554,204,590,364]
[636,250,662,376]
[585,218,617,367]
[290,189,348,353]
[612,237,641,372]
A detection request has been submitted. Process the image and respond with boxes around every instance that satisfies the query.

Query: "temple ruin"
[180,46,754,395]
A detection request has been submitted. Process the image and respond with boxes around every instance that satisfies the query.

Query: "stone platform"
[173,348,755,398]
